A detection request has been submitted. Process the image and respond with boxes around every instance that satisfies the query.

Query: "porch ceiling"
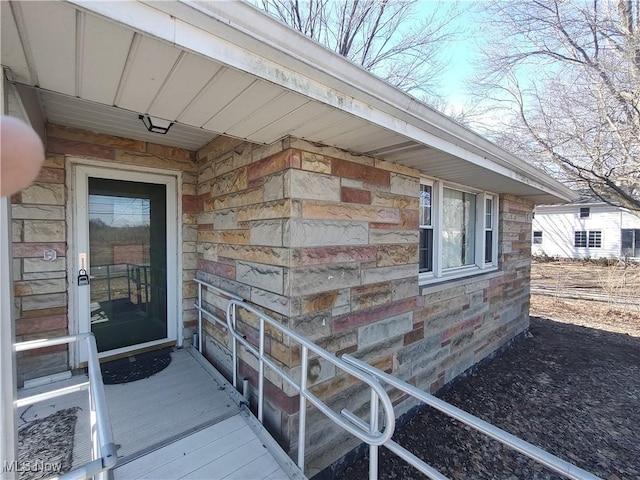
[1,0,575,203]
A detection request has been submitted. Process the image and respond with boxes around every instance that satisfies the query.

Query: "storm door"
[73,164,178,361]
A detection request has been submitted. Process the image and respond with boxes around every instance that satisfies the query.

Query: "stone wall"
[13,122,534,471]
[195,136,534,476]
[12,124,198,385]
[11,120,534,473]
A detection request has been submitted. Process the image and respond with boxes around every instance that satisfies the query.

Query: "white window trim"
[419,178,499,286]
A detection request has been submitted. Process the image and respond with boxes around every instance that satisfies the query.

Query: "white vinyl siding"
[532,204,640,259]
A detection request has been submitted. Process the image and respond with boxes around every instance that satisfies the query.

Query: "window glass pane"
[485,198,493,228]
[485,230,493,263]
[580,207,590,218]
[419,228,433,273]
[621,230,640,257]
[574,231,587,247]
[588,231,602,248]
[88,178,167,353]
[442,188,476,269]
[621,229,633,252]
[420,185,432,226]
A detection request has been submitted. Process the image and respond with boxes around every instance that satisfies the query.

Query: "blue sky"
[415,1,483,110]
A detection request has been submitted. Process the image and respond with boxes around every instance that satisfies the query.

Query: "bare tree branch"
[471,0,640,212]
[254,0,465,99]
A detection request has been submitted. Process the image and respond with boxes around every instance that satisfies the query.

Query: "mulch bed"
[339,317,640,479]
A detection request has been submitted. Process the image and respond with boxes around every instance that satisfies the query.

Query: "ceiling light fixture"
[139,114,174,135]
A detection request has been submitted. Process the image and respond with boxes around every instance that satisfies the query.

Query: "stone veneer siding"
[12,124,198,385]
[195,136,534,476]
[11,123,533,472]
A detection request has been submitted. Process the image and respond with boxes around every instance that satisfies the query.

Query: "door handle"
[78,269,90,286]
[78,253,90,286]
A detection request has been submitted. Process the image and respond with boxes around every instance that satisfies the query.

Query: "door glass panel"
[88,178,167,352]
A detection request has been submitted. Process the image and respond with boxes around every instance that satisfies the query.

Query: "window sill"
[419,267,501,295]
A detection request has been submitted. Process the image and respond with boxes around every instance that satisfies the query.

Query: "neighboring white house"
[532,200,640,260]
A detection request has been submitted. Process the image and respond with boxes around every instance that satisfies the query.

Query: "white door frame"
[67,157,181,365]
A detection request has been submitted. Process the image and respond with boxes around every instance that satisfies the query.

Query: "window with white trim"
[533,231,543,244]
[419,184,434,273]
[419,179,498,284]
[485,198,494,262]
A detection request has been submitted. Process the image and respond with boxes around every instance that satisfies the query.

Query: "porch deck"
[114,412,295,480]
[17,348,304,479]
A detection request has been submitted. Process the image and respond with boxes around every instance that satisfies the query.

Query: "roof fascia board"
[537,202,612,209]
[66,0,575,201]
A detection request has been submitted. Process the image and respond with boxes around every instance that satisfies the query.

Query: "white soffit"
[39,90,215,151]
[4,1,338,147]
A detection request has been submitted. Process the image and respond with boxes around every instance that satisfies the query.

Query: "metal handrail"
[15,334,117,480]
[193,279,599,479]
[342,354,602,480]
[192,279,395,473]
[193,278,245,352]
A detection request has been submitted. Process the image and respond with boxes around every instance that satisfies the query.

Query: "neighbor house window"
[575,230,601,248]
[419,179,498,284]
[579,207,590,218]
[533,231,543,244]
[621,229,640,257]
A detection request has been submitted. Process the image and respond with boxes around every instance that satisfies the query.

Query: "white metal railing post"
[231,303,238,389]
[369,389,379,480]
[258,316,265,423]
[297,345,309,471]
[197,282,202,352]
[84,334,116,470]
[88,370,98,464]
